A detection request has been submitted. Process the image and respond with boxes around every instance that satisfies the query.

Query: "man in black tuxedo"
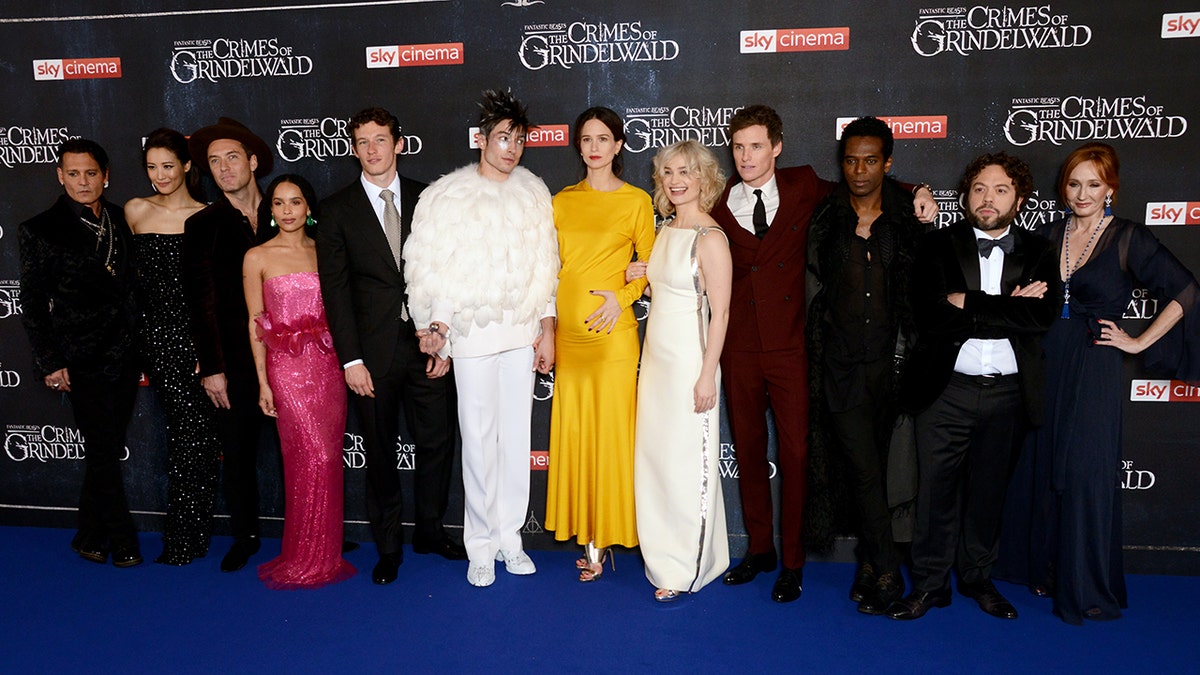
[182,118,273,572]
[316,107,463,585]
[19,139,142,567]
[887,153,1059,621]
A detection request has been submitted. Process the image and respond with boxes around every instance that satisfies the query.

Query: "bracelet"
[912,183,933,196]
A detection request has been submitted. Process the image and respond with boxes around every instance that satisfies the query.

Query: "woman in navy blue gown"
[998,143,1200,624]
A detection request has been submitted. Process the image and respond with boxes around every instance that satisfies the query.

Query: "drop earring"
[305,214,316,227]
[270,217,278,228]
[1104,193,1112,217]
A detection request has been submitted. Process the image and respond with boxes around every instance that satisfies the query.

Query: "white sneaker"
[467,562,495,587]
[495,549,536,575]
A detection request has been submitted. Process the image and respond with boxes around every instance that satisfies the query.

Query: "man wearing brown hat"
[182,117,273,572]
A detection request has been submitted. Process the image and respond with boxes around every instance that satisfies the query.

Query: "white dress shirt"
[953,225,1019,376]
[725,174,780,236]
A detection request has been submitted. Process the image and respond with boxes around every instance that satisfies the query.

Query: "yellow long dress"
[546,179,655,548]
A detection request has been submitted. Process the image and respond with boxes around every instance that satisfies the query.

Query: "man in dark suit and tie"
[316,107,463,586]
[712,105,937,603]
[183,118,274,573]
[887,152,1059,621]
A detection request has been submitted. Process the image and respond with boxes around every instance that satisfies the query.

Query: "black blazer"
[903,220,1060,424]
[182,195,263,392]
[316,175,426,374]
[18,196,138,380]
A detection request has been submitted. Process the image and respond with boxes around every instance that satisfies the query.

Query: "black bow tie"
[977,233,1014,257]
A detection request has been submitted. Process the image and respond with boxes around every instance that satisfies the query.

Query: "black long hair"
[142,127,203,201]
[259,173,320,241]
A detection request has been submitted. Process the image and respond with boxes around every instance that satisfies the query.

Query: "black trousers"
[356,339,457,556]
[828,358,900,574]
[214,378,265,540]
[911,373,1024,593]
[68,370,139,552]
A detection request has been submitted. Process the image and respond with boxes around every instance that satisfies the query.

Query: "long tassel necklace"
[1061,214,1107,319]
[80,206,116,276]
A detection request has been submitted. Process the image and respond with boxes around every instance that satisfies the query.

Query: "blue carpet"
[2,526,1194,673]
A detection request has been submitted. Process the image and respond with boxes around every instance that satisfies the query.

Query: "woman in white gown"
[632,140,733,602]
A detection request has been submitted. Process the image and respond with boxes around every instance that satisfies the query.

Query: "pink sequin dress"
[255,272,355,589]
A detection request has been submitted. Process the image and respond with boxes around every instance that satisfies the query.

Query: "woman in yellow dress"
[547,107,655,581]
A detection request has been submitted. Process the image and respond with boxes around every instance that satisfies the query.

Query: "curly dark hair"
[958,152,1034,206]
[348,107,401,144]
[729,104,783,147]
[478,88,530,137]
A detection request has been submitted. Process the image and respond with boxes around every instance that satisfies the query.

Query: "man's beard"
[967,201,1019,232]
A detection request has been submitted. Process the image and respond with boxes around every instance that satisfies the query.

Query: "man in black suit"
[19,139,142,567]
[887,153,1059,621]
[182,118,273,572]
[316,107,463,585]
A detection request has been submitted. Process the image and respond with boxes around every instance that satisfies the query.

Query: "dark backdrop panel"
[0,0,1196,573]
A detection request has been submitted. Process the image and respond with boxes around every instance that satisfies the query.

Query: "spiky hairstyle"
[477,88,531,137]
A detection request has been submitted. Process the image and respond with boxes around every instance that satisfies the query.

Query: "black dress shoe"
[959,579,1018,619]
[220,536,261,573]
[886,589,951,620]
[372,552,402,585]
[342,540,360,554]
[858,571,904,615]
[723,551,778,585]
[112,549,143,568]
[77,548,108,565]
[411,535,467,561]
[772,567,803,603]
[849,562,877,603]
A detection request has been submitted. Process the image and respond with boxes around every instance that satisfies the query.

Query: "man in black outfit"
[806,117,924,614]
[182,118,273,572]
[19,139,142,567]
[317,107,464,585]
[887,152,1059,621]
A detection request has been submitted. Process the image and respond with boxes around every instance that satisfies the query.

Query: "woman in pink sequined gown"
[243,174,355,589]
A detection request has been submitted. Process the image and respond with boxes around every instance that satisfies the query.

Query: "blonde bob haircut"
[652,140,727,217]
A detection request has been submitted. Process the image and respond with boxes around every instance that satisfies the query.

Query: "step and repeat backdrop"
[0,0,1197,572]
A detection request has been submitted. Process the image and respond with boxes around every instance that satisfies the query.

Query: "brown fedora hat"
[188,116,273,177]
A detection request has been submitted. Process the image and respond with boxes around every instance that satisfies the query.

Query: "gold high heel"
[579,541,614,582]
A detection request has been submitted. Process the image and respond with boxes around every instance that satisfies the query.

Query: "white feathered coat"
[403,164,559,358]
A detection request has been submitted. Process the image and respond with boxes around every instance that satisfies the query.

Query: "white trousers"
[453,346,535,564]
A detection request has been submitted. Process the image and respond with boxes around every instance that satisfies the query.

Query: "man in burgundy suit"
[713,105,936,602]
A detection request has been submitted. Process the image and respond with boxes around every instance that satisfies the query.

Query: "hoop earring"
[1104,193,1112,217]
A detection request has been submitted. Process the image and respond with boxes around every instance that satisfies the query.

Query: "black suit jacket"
[904,220,1060,423]
[18,196,138,380]
[316,175,426,373]
[182,195,263,394]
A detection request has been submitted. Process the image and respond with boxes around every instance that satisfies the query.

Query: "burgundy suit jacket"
[711,166,834,353]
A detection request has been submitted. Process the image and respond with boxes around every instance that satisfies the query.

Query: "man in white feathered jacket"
[404,90,559,588]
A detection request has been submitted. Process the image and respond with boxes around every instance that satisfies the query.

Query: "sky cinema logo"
[518,20,679,70]
[622,105,740,154]
[740,26,849,53]
[1145,202,1200,226]
[365,42,464,68]
[1161,12,1200,38]
[835,116,948,139]
[911,5,1091,57]
[276,118,423,162]
[1130,379,1200,402]
[1003,95,1187,147]
[33,57,122,81]
[170,37,314,83]
[466,124,569,148]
